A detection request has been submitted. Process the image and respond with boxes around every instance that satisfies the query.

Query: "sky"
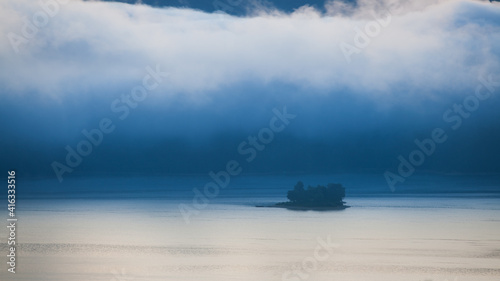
[1,0,500,185]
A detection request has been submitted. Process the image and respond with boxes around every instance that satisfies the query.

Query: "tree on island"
[285,181,346,207]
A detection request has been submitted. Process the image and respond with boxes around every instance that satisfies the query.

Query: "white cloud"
[0,0,499,103]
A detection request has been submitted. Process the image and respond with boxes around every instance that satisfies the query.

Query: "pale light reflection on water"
[1,197,499,281]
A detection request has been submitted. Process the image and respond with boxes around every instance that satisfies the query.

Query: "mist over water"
[6,173,500,200]
[1,0,500,180]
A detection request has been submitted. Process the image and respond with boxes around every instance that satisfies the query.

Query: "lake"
[1,189,499,281]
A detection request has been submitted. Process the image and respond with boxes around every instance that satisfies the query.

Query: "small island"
[258,181,349,210]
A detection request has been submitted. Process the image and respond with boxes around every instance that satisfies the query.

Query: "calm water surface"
[0,196,499,281]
